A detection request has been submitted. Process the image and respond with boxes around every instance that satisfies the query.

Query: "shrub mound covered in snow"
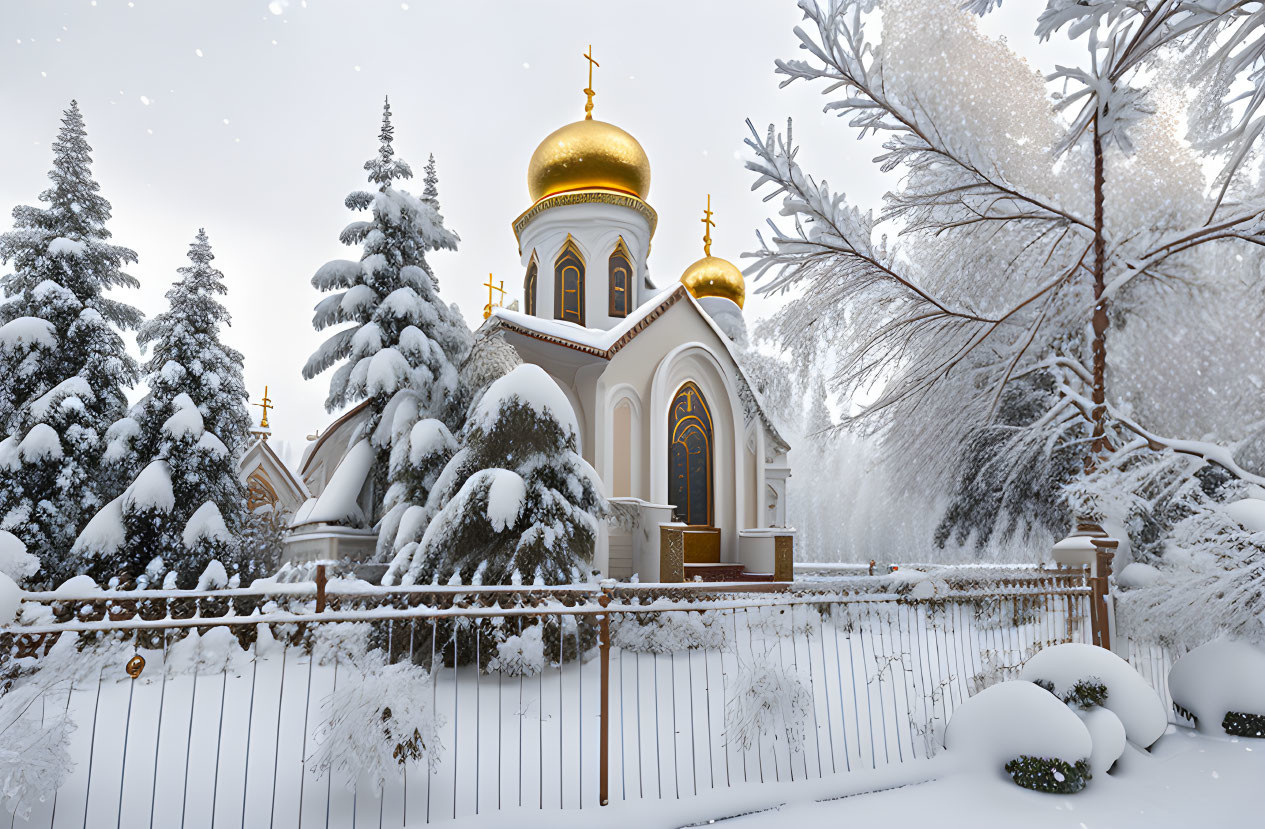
[1003,756,1092,794]
[1061,678,1109,709]
[0,571,18,625]
[0,530,38,583]
[944,680,1092,791]
[1221,711,1265,738]
[1018,643,1167,748]
[1169,640,1265,736]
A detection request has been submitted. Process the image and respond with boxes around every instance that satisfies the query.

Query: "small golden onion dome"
[681,255,745,309]
[527,119,651,203]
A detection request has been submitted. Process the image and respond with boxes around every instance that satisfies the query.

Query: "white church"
[260,70,795,582]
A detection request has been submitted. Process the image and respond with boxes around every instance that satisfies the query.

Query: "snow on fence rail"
[1,573,1093,827]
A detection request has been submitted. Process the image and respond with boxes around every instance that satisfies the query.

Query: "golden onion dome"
[681,255,745,309]
[527,118,651,203]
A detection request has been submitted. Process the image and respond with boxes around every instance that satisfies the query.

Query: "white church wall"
[588,301,763,563]
[606,385,642,498]
[517,202,652,330]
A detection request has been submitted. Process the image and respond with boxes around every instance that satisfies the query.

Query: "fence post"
[598,585,612,806]
[315,564,327,613]
[1090,539,1117,650]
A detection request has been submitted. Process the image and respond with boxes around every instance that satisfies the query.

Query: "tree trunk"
[1088,111,1110,473]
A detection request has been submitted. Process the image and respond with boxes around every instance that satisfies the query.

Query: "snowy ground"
[729,729,1264,829]
[437,729,1262,828]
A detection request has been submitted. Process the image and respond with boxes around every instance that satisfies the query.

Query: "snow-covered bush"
[1002,756,1092,795]
[725,655,814,755]
[0,676,75,819]
[610,608,731,654]
[487,623,545,676]
[386,364,607,587]
[0,531,37,584]
[1076,706,1127,777]
[309,657,443,790]
[1019,643,1167,749]
[1115,494,1265,648]
[1027,677,1126,776]
[1059,678,1109,710]
[0,572,18,626]
[1169,640,1265,737]
[411,612,595,674]
[945,681,1092,791]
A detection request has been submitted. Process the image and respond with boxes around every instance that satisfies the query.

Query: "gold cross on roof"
[701,194,716,257]
[583,45,600,120]
[482,273,505,319]
[253,385,274,429]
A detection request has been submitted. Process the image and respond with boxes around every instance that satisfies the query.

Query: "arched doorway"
[668,381,713,526]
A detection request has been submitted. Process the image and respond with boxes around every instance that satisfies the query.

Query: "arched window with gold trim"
[554,237,585,325]
[608,238,632,318]
[246,469,279,513]
[668,382,714,526]
[524,255,538,316]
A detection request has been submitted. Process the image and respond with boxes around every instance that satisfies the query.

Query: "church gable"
[238,436,309,518]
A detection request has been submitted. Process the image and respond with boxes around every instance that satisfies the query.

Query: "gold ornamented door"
[668,382,713,526]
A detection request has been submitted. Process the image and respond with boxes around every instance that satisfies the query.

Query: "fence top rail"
[18,569,1088,606]
[2,584,1093,638]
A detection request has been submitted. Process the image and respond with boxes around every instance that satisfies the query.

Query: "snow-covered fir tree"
[136,229,251,456]
[376,331,522,562]
[303,97,470,422]
[303,97,471,536]
[384,364,607,586]
[0,101,141,583]
[71,230,248,588]
[747,0,1265,558]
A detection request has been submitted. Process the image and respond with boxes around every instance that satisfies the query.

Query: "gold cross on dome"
[701,194,716,257]
[583,45,600,120]
[253,385,274,429]
[482,273,505,319]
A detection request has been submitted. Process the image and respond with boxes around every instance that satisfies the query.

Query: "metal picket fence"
[1,570,1093,827]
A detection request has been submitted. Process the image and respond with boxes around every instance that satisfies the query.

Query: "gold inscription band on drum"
[512,190,658,245]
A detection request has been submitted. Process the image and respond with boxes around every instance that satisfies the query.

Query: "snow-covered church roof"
[481,283,790,454]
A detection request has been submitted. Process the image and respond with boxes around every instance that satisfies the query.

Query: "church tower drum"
[512,47,657,331]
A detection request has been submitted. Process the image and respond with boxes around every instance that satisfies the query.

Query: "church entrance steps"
[682,562,774,582]
[680,526,721,563]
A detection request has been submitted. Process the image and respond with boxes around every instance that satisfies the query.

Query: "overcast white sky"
[0,0,1081,462]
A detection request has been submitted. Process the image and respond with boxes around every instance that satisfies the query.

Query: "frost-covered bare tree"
[749,0,1265,553]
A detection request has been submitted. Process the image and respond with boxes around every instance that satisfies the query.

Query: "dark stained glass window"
[554,239,585,325]
[668,382,714,526]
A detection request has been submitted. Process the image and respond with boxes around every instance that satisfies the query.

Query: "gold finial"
[583,45,600,120]
[482,274,506,319]
[253,385,274,429]
[701,194,716,257]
